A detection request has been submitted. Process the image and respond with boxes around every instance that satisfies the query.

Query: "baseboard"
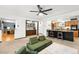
[15,37,27,40]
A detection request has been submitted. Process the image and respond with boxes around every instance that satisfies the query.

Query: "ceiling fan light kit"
[39,13,44,16]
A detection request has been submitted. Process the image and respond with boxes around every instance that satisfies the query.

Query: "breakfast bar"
[47,30,74,42]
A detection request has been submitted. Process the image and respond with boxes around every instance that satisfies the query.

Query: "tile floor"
[0,36,79,54]
[47,37,79,53]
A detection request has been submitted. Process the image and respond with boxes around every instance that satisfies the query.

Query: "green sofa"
[15,36,52,54]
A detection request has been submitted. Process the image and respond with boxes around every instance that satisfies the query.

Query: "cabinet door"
[71,20,78,25]
[71,21,73,25]
[74,31,78,37]
[68,21,71,26]
[51,23,54,29]
[74,20,78,25]
[65,22,68,26]
[63,32,73,41]
[65,21,71,27]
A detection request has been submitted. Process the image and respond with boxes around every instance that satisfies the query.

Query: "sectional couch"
[15,36,52,54]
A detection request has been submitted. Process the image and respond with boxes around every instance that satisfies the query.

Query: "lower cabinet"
[74,30,78,38]
[47,30,74,42]
[63,32,73,41]
[26,30,36,36]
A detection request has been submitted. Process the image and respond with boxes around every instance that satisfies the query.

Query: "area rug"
[39,42,78,54]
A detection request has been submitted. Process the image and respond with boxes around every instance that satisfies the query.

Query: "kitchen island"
[47,30,74,42]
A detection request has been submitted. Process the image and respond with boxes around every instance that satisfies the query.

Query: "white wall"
[39,20,48,36]
[15,17,26,39]
[0,30,2,41]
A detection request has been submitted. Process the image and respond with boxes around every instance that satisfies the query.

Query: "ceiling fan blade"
[42,8,52,12]
[30,11,38,12]
[37,5,41,9]
[42,12,48,15]
[37,5,42,11]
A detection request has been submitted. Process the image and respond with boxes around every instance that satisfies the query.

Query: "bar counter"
[47,30,74,42]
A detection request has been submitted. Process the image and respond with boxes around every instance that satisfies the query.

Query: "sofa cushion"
[27,39,52,51]
[29,37,38,45]
[38,36,46,41]
[26,47,37,54]
[15,46,26,54]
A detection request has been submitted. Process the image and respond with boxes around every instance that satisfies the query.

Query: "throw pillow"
[38,36,46,41]
[29,37,38,44]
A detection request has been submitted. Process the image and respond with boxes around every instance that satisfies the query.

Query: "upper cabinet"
[51,16,79,30]
[70,17,78,25]
[65,18,78,27]
[65,21,71,27]
[71,20,78,25]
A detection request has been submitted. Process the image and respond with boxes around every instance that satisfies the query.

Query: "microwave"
[71,25,78,30]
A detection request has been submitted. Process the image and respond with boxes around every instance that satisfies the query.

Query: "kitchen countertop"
[47,29,74,32]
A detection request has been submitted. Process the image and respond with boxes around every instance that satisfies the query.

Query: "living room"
[0,5,79,54]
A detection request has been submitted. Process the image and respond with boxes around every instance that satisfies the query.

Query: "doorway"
[26,20,39,36]
[1,20,15,43]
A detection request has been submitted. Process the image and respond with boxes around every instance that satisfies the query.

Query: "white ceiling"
[0,5,79,20]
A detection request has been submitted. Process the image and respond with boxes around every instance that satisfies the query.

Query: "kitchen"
[47,16,79,42]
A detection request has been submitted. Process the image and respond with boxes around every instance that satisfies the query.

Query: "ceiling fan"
[30,5,53,16]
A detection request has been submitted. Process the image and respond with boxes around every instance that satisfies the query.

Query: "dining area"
[0,20,15,47]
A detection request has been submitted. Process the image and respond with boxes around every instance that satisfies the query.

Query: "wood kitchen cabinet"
[53,23,57,27]
[65,20,78,27]
[71,20,78,25]
[74,30,78,38]
[26,30,36,36]
[51,22,59,29]
[51,23,54,29]
[65,21,71,27]
[73,30,78,41]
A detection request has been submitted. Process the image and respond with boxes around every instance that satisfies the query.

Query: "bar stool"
[57,31,63,39]
[50,31,54,37]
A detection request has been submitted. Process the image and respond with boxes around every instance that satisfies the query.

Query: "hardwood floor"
[2,33,14,42]
[1,33,14,47]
